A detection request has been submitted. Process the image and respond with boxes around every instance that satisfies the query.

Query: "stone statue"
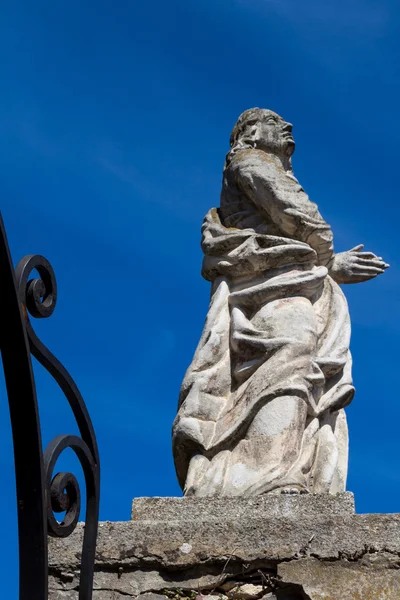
[172,108,389,496]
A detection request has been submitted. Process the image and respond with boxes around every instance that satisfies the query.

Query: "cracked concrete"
[49,494,400,599]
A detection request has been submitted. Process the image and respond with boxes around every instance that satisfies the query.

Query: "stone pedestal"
[49,493,400,600]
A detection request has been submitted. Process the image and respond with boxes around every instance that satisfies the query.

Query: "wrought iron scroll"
[0,214,100,600]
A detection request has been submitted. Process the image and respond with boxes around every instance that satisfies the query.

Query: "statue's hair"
[226,107,293,170]
[230,107,264,147]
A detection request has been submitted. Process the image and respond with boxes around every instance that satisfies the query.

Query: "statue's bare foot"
[279,485,309,495]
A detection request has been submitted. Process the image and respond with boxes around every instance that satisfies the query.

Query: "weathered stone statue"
[173,108,388,497]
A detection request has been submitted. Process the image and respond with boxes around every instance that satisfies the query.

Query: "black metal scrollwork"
[0,215,100,600]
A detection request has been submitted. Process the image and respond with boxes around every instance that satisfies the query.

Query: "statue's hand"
[330,244,389,284]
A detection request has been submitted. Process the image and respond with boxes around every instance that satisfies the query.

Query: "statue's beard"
[284,140,295,157]
[237,136,295,159]
[261,140,295,159]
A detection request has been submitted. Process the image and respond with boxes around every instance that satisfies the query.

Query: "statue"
[172,108,388,496]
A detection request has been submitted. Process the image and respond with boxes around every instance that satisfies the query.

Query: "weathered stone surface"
[260,594,302,600]
[196,596,227,600]
[50,513,400,571]
[49,593,136,600]
[139,594,169,600]
[172,107,389,497]
[131,492,355,522]
[220,583,264,599]
[50,495,400,600]
[279,558,400,599]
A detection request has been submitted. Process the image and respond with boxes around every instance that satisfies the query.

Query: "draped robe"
[172,147,354,496]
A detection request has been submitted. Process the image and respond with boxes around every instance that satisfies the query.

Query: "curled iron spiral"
[0,216,100,600]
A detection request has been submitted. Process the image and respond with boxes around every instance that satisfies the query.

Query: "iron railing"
[0,214,100,600]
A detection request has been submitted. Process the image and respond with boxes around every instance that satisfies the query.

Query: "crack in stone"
[49,545,400,590]
[94,589,134,597]
[49,546,400,599]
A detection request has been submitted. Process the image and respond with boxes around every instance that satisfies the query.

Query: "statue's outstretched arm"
[232,149,389,284]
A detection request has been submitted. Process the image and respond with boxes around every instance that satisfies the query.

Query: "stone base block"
[131,491,355,522]
[49,494,400,600]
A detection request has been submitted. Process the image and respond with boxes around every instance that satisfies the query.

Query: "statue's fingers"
[356,266,385,275]
[354,251,379,259]
[350,244,364,252]
[356,258,389,268]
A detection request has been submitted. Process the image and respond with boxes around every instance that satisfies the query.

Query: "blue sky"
[0,0,399,594]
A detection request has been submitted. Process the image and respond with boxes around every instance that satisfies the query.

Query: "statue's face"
[253,110,295,157]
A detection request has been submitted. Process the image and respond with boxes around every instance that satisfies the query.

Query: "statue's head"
[230,108,295,157]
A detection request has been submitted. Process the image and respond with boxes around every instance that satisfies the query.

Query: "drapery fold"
[173,210,354,496]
